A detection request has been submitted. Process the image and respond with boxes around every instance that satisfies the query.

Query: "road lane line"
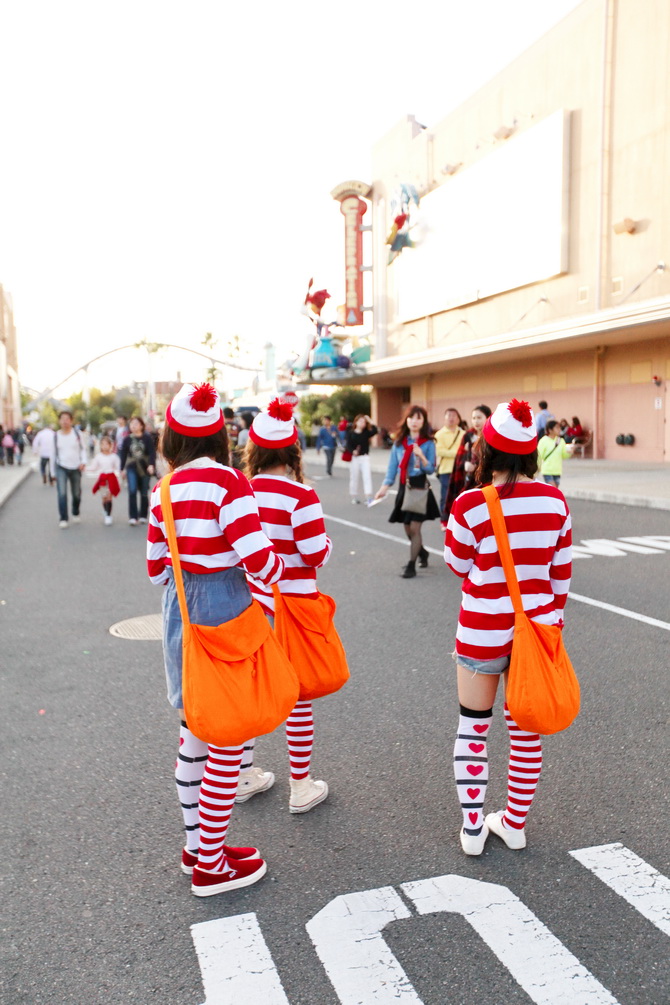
[402,875,619,1004]
[306,886,422,1004]
[191,913,290,1005]
[570,843,670,938]
[325,514,670,631]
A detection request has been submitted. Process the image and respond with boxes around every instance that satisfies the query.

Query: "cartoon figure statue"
[386,184,420,264]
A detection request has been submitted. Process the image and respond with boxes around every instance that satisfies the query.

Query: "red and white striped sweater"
[444,481,572,660]
[146,459,283,587]
[247,474,332,615]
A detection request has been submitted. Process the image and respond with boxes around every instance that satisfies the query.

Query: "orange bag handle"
[481,484,524,616]
[160,474,192,630]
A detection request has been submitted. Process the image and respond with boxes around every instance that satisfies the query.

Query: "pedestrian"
[435,408,464,514]
[147,382,284,896]
[32,426,56,484]
[115,415,129,454]
[535,400,555,436]
[2,428,16,465]
[120,417,156,526]
[14,429,27,465]
[444,399,572,855]
[345,414,378,504]
[537,419,573,487]
[48,410,87,528]
[86,435,121,525]
[315,415,338,476]
[337,415,348,447]
[565,416,585,444]
[374,405,438,578]
[442,405,492,524]
[238,398,331,813]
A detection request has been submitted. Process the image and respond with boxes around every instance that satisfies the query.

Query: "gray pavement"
[0,461,33,508]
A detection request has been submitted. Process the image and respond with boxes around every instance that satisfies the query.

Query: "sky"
[0,0,584,401]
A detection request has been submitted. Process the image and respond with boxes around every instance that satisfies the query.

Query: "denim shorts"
[162,565,252,708]
[452,651,511,675]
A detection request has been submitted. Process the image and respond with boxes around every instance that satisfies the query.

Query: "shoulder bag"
[161,476,299,745]
[481,484,580,735]
[272,586,350,701]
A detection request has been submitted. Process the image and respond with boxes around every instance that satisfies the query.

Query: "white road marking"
[402,875,619,1005]
[570,843,670,938]
[325,514,670,631]
[567,592,670,631]
[306,886,421,1004]
[572,538,666,557]
[191,913,290,1005]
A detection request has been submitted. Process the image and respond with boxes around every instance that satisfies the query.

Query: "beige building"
[335,0,670,462]
[0,285,21,430]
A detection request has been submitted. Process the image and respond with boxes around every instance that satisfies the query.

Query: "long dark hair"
[160,424,230,470]
[475,437,538,495]
[394,404,431,443]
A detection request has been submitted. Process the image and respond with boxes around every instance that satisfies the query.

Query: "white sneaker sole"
[191,860,267,896]
[235,772,276,804]
[485,811,527,850]
[289,781,329,814]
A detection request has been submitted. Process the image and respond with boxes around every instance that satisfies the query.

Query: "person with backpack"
[120,416,156,526]
[48,410,87,527]
[537,419,573,487]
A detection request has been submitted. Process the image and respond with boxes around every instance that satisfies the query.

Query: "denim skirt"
[162,566,252,709]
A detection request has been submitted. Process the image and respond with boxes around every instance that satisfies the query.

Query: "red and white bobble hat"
[165,382,224,437]
[249,398,298,449]
[483,399,537,455]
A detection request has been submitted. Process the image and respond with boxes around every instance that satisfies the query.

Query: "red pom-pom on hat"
[189,383,218,413]
[267,398,294,422]
[508,398,533,428]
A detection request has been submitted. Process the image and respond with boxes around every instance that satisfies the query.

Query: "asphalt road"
[2,467,669,1004]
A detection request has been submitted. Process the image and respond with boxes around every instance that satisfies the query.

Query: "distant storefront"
[0,285,21,429]
[330,0,670,462]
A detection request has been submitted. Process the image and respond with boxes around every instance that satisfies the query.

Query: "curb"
[562,488,670,511]
[0,466,33,509]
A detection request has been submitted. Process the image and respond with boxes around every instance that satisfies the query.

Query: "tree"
[115,394,142,419]
[327,388,371,422]
[297,394,329,432]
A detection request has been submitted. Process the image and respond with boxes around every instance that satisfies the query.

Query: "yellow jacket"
[435,426,464,475]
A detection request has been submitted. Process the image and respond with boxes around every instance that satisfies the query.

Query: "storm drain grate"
[109,614,162,640]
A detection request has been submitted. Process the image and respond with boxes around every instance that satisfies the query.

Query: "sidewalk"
[0,461,33,508]
[303,448,670,511]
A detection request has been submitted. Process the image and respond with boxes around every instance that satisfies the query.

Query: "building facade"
[335,0,670,462]
[0,285,21,430]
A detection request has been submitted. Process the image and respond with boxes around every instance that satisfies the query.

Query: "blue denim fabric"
[454,653,510,675]
[383,438,437,486]
[56,465,82,521]
[438,472,451,514]
[161,566,252,708]
[126,466,151,520]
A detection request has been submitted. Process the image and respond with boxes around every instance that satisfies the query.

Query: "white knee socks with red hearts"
[175,721,208,854]
[502,702,542,831]
[453,705,492,836]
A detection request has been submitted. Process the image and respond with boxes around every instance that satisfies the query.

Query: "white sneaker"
[350,498,360,505]
[138,517,147,524]
[485,810,527,850]
[104,515,113,526]
[460,822,489,856]
[71,515,81,523]
[128,518,138,526]
[235,766,276,804]
[289,776,329,814]
[59,520,69,529]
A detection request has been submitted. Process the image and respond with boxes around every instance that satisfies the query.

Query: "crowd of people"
[17,388,575,891]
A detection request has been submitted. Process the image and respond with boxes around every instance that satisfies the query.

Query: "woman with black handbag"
[147,383,286,896]
[374,405,438,578]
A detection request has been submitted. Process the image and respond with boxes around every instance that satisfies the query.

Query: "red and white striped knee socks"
[502,703,542,831]
[453,705,492,835]
[175,721,208,854]
[197,744,244,873]
[286,701,314,780]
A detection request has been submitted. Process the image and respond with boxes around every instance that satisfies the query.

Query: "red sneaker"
[191,857,267,896]
[181,845,260,876]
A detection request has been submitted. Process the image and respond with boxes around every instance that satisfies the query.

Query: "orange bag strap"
[481,484,524,616]
[160,474,191,629]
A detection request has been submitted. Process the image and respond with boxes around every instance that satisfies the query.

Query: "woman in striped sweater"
[147,383,284,896]
[444,400,572,856]
[236,399,332,814]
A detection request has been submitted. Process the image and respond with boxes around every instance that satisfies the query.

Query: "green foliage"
[326,388,371,422]
[297,394,329,431]
[115,394,142,419]
[38,402,59,429]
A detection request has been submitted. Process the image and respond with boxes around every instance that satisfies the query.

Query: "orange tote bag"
[161,476,299,746]
[272,586,350,701]
[482,484,580,735]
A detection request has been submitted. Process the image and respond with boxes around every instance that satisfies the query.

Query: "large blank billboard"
[394,109,570,322]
